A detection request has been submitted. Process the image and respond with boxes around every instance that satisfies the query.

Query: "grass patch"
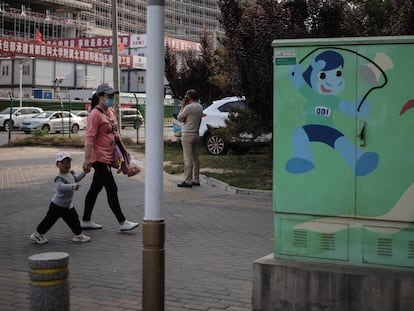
[5,134,84,147]
[162,141,272,190]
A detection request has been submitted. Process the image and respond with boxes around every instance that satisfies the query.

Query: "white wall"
[55,61,75,87]
[0,58,125,99]
[34,59,54,86]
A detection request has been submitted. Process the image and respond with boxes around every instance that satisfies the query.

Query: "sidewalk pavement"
[0,146,273,311]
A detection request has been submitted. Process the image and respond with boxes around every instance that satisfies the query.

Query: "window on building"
[2,65,9,76]
[22,64,30,76]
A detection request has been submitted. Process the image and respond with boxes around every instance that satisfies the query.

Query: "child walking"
[30,151,91,244]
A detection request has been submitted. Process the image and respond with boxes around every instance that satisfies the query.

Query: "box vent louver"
[292,230,307,248]
[321,233,335,251]
[377,238,393,257]
[408,241,414,259]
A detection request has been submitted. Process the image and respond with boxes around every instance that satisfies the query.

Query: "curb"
[200,174,272,197]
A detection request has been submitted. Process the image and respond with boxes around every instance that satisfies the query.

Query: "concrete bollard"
[28,252,70,311]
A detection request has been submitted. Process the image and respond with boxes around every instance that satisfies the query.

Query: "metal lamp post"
[143,1,165,310]
[19,63,23,107]
[17,57,34,107]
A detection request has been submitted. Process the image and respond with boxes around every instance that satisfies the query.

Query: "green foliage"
[0,100,88,112]
[218,0,284,136]
[32,129,49,137]
[7,135,84,147]
[164,33,227,104]
[212,106,265,144]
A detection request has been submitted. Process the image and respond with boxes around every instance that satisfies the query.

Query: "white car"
[199,96,247,155]
[0,107,43,131]
[20,111,84,134]
[199,96,271,155]
[72,110,89,128]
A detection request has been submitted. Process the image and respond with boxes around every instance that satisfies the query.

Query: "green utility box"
[273,36,414,269]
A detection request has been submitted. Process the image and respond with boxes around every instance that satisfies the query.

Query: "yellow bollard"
[28,252,70,311]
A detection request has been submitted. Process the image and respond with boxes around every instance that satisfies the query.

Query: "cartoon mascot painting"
[286,50,379,176]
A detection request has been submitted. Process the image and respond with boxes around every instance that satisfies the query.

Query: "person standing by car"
[176,89,203,187]
[81,83,139,231]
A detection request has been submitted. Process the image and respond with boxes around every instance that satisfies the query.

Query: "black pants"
[37,202,82,235]
[83,162,126,223]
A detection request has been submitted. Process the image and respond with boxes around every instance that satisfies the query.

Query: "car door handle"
[358,121,366,147]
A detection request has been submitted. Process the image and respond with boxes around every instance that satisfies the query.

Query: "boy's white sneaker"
[120,220,139,231]
[30,232,48,244]
[81,220,102,229]
[72,234,91,243]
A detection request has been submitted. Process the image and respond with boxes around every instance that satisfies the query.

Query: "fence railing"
[120,123,177,143]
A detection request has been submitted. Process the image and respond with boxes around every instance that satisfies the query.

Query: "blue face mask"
[104,98,114,107]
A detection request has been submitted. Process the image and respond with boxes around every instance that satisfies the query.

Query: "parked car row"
[0,107,87,133]
[0,106,145,133]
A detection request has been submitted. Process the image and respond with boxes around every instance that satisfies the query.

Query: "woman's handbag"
[113,138,140,177]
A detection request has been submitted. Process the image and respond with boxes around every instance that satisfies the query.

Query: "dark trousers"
[83,162,126,223]
[37,202,82,235]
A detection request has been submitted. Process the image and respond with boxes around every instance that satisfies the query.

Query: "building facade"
[0,0,220,100]
[2,0,220,42]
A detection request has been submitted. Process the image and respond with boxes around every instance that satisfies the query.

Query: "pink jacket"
[84,107,117,164]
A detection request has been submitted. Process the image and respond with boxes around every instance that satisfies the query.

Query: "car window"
[0,107,18,114]
[218,100,246,113]
[34,112,52,118]
[21,109,33,115]
[75,111,88,117]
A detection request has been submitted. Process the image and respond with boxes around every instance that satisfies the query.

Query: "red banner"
[164,37,200,51]
[44,35,131,49]
[0,37,133,67]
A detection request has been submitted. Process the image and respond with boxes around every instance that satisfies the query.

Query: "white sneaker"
[72,234,91,243]
[81,220,102,229]
[120,220,139,231]
[30,232,48,244]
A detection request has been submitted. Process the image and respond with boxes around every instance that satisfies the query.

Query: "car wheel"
[4,120,13,131]
[71,124,79,133]
[41,124,50,132]
[205,134,227,155]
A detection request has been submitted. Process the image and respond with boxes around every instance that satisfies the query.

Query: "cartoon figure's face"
[310,66,345,96]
